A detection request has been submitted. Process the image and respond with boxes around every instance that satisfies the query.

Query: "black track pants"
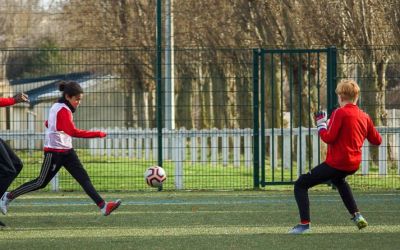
[10,149,104,205]
[0,139,23,197]
[294,162,359,221]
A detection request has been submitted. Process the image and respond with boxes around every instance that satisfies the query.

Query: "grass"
[0,191,399,249]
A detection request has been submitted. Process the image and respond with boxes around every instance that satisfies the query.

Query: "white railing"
[0,127,398,190]
[87,127,397,179]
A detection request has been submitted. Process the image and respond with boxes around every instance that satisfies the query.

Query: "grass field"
[0,191,399,250]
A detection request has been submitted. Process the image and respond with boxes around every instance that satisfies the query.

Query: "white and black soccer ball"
[144,166,167,187]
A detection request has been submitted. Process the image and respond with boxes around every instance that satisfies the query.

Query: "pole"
[156,0,163,167]
[165,0,175,130]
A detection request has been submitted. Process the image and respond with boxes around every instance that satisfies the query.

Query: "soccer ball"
[144,166,167,187]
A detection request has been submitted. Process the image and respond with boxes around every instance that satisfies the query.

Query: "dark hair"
[58,81,83,97]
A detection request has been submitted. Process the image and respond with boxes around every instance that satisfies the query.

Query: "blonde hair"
[335,79,360,102]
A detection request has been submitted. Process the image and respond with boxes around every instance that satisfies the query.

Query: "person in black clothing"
[0,93,29,226]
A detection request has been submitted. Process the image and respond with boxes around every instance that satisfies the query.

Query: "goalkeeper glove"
[314,111,327,132]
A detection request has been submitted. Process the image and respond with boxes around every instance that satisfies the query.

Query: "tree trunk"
[175,64,194,129]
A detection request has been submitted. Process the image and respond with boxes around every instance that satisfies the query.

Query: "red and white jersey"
[44,102,103,151]
[45,103,73,150]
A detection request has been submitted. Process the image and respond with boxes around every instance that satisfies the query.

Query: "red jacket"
[0,97,16,107]
[319,104,382,172]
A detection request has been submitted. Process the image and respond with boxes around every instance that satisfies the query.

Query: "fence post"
[174,129,184,189]
[106,128,112,157]
[190,130,198,163]
[222,130,229,166]
[312,130,319,167]
[128,129,134,158]
[113,127,119,157]
[269,132,278,169]
[121,127,127,158]
[211,128,218,166]
[152,128,158,160]
[379,135,387,175]
[253,48,260,188]
[297,128,307,176]
[162,128,169,160]
[327,47,337,116]
[361,141,369,175]
[136,128,142,159]
[233,132,240,167]
[244,128,252,168]
[50,173,59,191]
[398,134,400,175]
[283,130,290,169]
[201,130,208,163]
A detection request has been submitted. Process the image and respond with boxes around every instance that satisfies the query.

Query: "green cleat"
[352,213,368,230]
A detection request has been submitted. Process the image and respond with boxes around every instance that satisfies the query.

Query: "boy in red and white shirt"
[1,82,121,216]
[289,79,382,234]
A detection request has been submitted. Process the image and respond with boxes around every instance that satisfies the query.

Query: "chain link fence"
[1,47,399,191]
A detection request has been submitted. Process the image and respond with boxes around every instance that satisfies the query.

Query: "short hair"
[335,79,360,102]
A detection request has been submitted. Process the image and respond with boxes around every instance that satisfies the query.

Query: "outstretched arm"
[56,108,106,138]
[0,97,15,107]
[0,93,29,107]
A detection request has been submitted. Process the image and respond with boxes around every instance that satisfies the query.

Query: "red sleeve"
[319,109,342,144]
[366,117,382,145]
[0,97,16,107]
[56,107,102,138]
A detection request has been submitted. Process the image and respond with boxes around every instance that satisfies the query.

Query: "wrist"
[317,123,327,132]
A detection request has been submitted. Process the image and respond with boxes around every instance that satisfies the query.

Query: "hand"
[314,111,327,131]
[98,131,107,138]
[13,93,29,103]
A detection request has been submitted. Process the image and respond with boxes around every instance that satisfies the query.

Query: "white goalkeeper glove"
[314,111,327,132]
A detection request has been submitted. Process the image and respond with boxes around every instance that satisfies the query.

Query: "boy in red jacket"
[289,79,382,234]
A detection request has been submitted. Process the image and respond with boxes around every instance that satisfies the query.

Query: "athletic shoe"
[0,192,10,215]
[288,223,311,234]
[101,199,121,216]
[0,220,5,227]
[352,213,368,229]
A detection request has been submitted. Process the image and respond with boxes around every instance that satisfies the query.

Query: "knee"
[14,163,23,175]
[35,179,49,190]
[294,175,307,190]
[331,178,346,187]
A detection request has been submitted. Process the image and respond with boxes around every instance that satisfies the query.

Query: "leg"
[62,149,104,205]
[294,162,338,222]
[332,175,368,229]
[331,175,358,215]
[9,152,61,200]
[0,139,23,197]
[63,149,121,215]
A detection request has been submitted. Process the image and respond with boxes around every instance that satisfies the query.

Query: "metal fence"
[1,47,399,191]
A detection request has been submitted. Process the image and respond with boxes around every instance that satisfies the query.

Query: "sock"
[6,192,13,200]
[97,201,105,209]
[301,220,310,225]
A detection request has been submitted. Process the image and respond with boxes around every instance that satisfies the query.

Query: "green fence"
[0,47,399,191]
[253,48,336,187]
